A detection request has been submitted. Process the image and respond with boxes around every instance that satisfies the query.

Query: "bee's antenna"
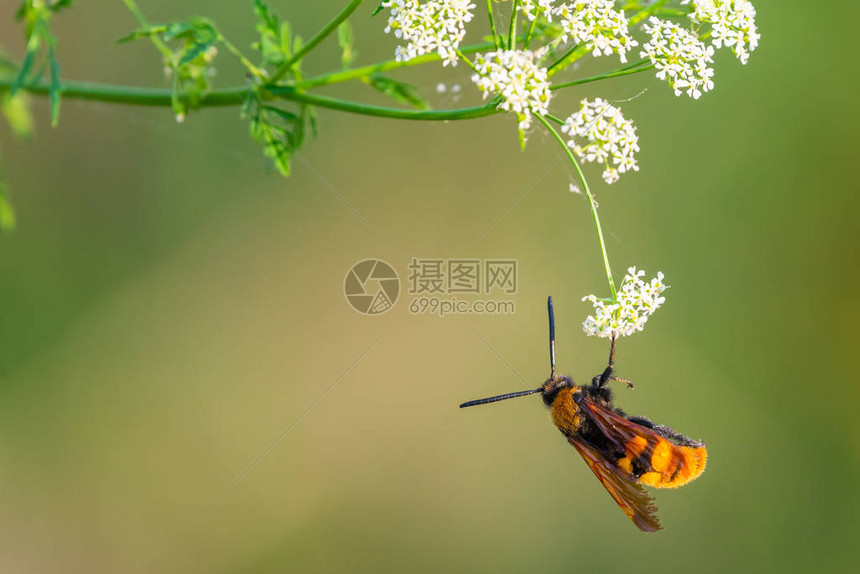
[548,296,557,379]
[459,387,543,408]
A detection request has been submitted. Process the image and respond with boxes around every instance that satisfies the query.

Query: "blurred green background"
[1,1,858,572]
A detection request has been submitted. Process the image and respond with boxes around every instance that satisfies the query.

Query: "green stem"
[486,0,500,50]
[536,113,617,299]
[617,56,651,71]
[0,74,503,121]
[547,44,581,73]
[0,75,249,106]
[267,88,502,120]
[455,49,479,73]
[270,0,365,83]
[523,15,539,50]
[550,62,654,90]
[508,0,520,49]
[297,39,507,89]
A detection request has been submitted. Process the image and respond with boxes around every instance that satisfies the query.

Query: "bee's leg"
[595,334,618,387]
[595,367,613,388]
[597,334,635,389]
[610,376,635,389]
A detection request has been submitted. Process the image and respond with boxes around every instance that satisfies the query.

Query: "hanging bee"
[460,297,706,532]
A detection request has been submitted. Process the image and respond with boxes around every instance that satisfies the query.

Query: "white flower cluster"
[382,0,476,67]
[518,0,557,22]
[560,98,639,184]
[553,1,638,63]
[640,17,715,99]
[582,268,668,338]
[684,0,760,64]
[471,49,551,130]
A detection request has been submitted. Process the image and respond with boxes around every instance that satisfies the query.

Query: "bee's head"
[541,375,575,407]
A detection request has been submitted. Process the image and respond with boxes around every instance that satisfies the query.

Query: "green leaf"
[261,123,293,176]
[291,106,305,149]
[252,0,278,31]
[164,18,219,43]
[176,40,213,67]
[259,105,305,150]
[307,105,319,137]
[125,17,224,117]
[337,21,356,70]
[246,103,295,177]
[0,184,16,232]
[1,91,34,137]
[262,106,299,122]
[163,21,196,41]
[366,74,428,109]
[49,0,74,13]
[116,25,168,44]
[371,2,386,17]
[48,44,61,127]
[252,0,292,69]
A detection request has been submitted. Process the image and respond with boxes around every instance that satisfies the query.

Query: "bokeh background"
[1,1,858,572]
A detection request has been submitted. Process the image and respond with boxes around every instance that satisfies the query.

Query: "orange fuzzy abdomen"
[629,438,707,489]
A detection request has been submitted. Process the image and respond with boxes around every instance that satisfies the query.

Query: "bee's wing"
[568,436,662,532]
[580,398,707,489]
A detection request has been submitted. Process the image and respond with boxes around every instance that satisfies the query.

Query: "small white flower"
[382,0,476,67]
[436,82,447,93]
[553,1,638,63]
[471,49,551,131]
[683,0,760,64]
[518,0,557,22]
[640,17,715,99]
[582,267,668,338]
[560,98,639,184]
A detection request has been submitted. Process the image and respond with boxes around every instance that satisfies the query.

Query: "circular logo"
[344,259,400,315]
